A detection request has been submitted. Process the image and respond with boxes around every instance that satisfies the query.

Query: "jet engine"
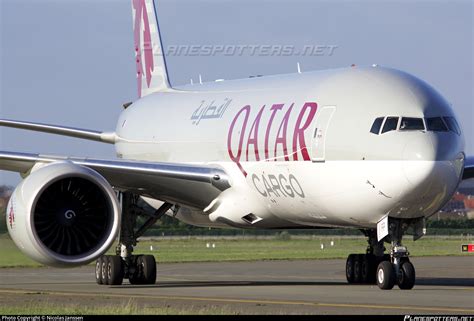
[6,162,120,267]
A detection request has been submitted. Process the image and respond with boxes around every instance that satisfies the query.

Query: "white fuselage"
[114,66,465,230]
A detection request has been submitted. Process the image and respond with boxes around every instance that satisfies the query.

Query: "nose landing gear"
[346,218,419,290]
[376,244,416,290]
[375,247,416,290]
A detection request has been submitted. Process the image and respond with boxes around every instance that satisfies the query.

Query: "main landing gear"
[95,193,173,286]
[346,219,416,290]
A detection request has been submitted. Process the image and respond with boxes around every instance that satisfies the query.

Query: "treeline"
[0,206,5,234]
[427,219,474,229]
[0,185,12,234]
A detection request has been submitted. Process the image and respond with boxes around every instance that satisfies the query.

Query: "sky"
[0,0,473,186]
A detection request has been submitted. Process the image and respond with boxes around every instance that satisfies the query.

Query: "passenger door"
[311,106,336,162]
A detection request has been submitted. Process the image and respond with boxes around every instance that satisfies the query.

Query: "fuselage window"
[381,117,399,134]
[443,117,461,135]
[400,117,425,131]
[426,117,448,132]
[370,117,384,134]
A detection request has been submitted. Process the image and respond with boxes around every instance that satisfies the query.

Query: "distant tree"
[0,186,13,234]
[0,185,13,198]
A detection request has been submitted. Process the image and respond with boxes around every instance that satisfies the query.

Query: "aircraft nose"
[401,134,462,187]
[402,135,434,163]
[401,134,464,213]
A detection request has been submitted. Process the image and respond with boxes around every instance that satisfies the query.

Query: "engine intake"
[7,162,120,267]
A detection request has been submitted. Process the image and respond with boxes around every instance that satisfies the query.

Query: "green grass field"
[0,235,471,268]
[0,300,233,315]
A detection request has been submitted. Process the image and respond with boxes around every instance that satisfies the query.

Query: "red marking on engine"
[8,206,15,229]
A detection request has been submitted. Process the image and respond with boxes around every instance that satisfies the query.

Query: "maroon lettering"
[227,105,251,176]
[274,103,293,161]
[227,101,318,176]
[264,104,284,160]
[246,105,265,161]
[292,102,318,161]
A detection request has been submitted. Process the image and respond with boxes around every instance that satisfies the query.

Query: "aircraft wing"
[0,151,230,209]
[463,156,474,180]
[0,119,117,144]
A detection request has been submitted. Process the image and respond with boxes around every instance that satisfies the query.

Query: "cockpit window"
[370,117,384,134]
[400,117,425,131]
[381,117,399,134]
[443,117,461,135]
[426,117,448,132]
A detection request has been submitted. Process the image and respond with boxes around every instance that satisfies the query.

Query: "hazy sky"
[0,0,473,186]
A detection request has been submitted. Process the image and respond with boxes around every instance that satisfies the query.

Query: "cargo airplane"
[1,0,473,290]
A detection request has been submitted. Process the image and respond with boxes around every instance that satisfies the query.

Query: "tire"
[129,255,157,285]
[353,254,362,283]
[101,255,110,285]
[129,256,143,285]
[128,271,143,285]
[140,255,157,285]
[107,256,124,286]
[398,261,415,290]
[360,255,372,284]
[376,261,395,290]
[95,257,103,285]
[346,254,356,283]
[366,254,377,284]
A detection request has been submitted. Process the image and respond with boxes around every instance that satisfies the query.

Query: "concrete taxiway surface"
[0,256,473,314]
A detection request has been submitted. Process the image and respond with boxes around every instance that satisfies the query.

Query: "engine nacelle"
[6,162,120,267]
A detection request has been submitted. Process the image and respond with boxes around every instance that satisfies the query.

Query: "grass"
[0,300,234,315]
[0,235,471,268]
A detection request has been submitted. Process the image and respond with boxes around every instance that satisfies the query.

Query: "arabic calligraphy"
[191,98,232,125]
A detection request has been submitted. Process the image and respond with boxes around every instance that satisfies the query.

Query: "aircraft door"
[311,106,336,162]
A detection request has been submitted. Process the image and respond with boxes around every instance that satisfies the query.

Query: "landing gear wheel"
[139,255,157,285]
[128,267,142,285]
[100,255,110,285]
[353,254,363,283]
[360,254,373,284]
[95,257,104,285]
[129,255,157,285]
[346,254,356,283]
[129,256,142,285]
[398,261,415,290]
[377,261,395,290]
[106,256,124,285]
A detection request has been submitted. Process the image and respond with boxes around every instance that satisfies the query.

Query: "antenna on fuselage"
[190,79,194,85]
[297,62,302,74]
[199,74,203,85]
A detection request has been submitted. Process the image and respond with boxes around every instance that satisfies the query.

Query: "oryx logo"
[133,0,154,97]
[8,203,15,229]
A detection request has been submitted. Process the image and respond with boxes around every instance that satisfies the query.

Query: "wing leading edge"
[0,119,117,144]
[0,151,230,209]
